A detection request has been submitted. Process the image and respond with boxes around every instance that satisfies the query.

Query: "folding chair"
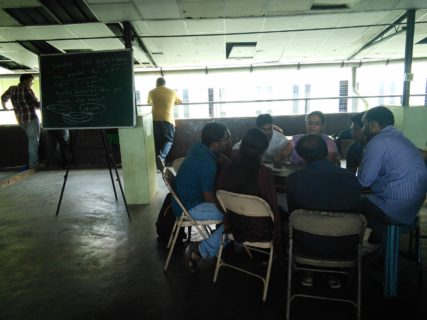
[214,190,275,302]
[172,157,185,174]
[162,168,222,271]
[286,209,367,320]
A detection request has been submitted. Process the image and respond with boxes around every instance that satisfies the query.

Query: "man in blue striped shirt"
[357,106,427,233]
[172,122,231,271]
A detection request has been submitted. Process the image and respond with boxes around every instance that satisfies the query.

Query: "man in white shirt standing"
[233,114,292,167]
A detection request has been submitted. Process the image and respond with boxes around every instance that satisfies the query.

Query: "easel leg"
[100,131,118,200]
[101,130,131,220]
[55,130,77,216]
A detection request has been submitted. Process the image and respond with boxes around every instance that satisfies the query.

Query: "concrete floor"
[0,169,426,320]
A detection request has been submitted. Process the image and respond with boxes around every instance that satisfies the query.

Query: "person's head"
[350,112,365,141]
[240,128,269,162]
[305,111,326,135]
[20,74,34,89]
[295,133,328,163]
[256,113,274,140]
[156,77,166,87]
[201,122,231,154]
[362,106,394,140]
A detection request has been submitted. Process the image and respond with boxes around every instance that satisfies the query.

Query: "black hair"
[240,128,269,160]
[201,122,227,147]
[223,128,268,195]
[20,74,34,83]
[256,114,273,127]
[156,77,166,86]
[364,106,394,128]
[306,111,326,125]
[350,112,365,128]
[295,133,328,163]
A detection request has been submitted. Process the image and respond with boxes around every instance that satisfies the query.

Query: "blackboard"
[39,49,135,129]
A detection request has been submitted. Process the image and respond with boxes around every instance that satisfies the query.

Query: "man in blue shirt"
[172,122,231,271]
[356,106,427,232]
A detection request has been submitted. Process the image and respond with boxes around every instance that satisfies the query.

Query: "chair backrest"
[172,157,185,173]
[216,189,274,221]
[162,168,189,217]
[289,209,367,260]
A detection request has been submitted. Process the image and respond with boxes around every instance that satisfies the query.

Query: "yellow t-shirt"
[147,86,182,125]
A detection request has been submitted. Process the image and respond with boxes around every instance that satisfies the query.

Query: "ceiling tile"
[134,0,181,19]
[65,23,115,38]
[87,2,142,21]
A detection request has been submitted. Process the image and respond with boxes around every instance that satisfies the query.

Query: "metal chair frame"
[214,190,275,302]
[162,168,222,271]
[286,209,367,320]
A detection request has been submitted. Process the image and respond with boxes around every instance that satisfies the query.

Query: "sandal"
[185,242,201,272]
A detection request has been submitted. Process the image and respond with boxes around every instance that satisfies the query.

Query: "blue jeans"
[189,202,226,258]
[20,118,40,167]
[153,121,175,161]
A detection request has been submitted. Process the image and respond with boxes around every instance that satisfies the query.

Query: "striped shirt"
[1,84,40,124]
[172,143,217,216]
[358,126,427,224]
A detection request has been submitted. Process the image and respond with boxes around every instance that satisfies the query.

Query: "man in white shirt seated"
[233,114,292,167]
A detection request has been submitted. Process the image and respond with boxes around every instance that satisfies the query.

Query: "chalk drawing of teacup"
[62,112,93,124]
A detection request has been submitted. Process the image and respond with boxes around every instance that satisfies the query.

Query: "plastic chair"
[214,190,275,302]
[286,209,367,320]
[384,215,421,298]
[162,168,222,271]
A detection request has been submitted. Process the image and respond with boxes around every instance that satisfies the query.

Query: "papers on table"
[263,163,297,176]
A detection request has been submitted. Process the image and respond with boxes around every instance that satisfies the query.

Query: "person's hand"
[272,124,283,134]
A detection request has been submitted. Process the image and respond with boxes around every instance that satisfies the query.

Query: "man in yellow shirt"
[147,77,182,168]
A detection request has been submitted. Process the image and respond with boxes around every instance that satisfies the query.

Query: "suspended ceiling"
[0,0,426,74]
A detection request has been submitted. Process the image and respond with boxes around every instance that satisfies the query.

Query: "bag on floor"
[156,193,186,241]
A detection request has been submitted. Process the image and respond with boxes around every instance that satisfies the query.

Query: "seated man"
[356,106,427,233]
[233,114,292,167]
[346,112,365,174]
[290,111,338,166]
[287,134,361,288]
[172,122,231,271]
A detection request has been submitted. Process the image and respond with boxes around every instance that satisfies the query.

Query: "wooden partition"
[0,113,356,168]
[167,113,357,162]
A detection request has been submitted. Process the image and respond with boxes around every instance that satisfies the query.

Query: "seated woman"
[217,128,282,247]
[290,111,338,165]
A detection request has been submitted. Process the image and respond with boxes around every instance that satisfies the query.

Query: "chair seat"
[227,233,273,249]
[294,255,355,268]
[180,218,222,226]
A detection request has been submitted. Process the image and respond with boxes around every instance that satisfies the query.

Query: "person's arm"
[174,92,182,105]
[1,87,11,109]
[147,91,152,104]
[345,144,358,174]
[273,142,293,167]
[200,159,218,204]
[357,139,384,187]
[272,124,283,134]
[326,136,338,165]
[26,88,40,109]
[202,192,216,203]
